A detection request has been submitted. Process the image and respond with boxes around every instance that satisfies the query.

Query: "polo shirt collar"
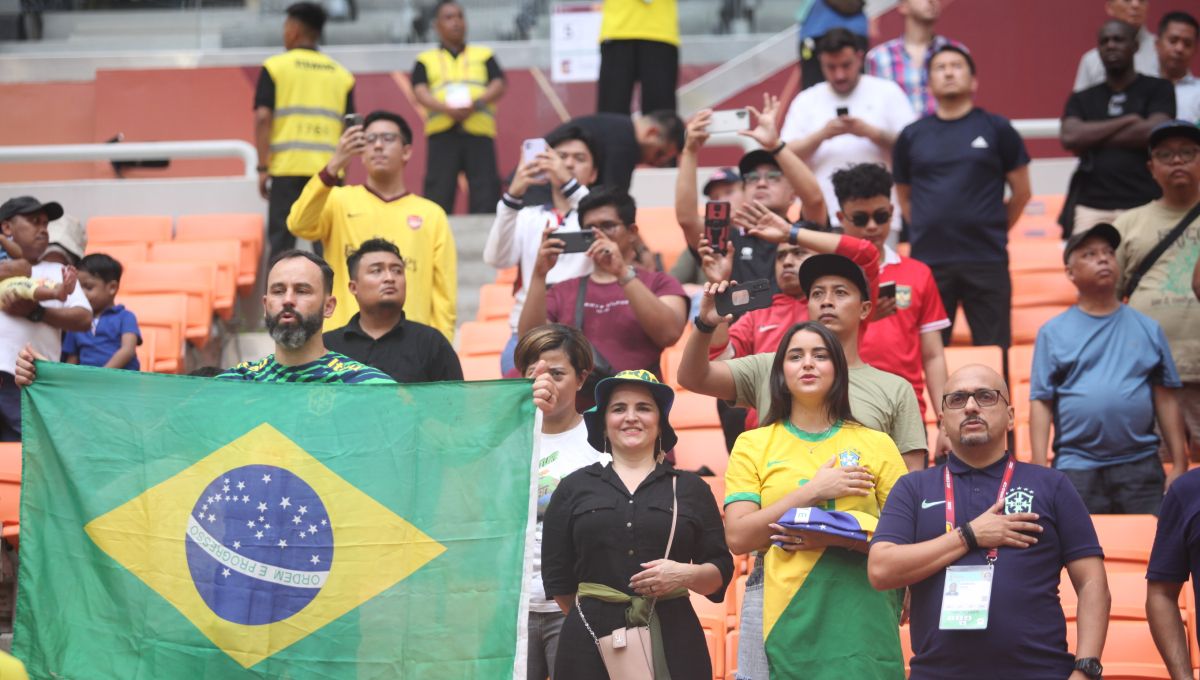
[882,245,902,268]
[101,304,127,317]
[946,452,1012,477]
[342,312,407,341]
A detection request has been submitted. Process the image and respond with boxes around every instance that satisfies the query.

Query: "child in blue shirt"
[63,253,141,371]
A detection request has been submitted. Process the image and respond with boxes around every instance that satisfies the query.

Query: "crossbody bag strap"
[663,476,678,560]
[574,276,589,328]
[1123,201,1200,301]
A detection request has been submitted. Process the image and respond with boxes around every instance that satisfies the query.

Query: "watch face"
[1077,658,1103,675]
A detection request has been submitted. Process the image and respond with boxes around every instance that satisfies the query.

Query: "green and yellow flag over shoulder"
[14,363,538,679]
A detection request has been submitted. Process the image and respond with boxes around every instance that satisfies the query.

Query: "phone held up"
[836,106,849,117]
[708,108,751,135]
[553,230,596,254]
[522,138,549,182]
[704,201,732,255]
[715,279,773,317]
[344,114,365,130]
[878,281,897,299]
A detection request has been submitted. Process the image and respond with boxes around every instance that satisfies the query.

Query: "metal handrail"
[704,117,1063,151]
[0,140,259,180]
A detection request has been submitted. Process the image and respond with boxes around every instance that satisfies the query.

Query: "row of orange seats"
[84,214,265,372]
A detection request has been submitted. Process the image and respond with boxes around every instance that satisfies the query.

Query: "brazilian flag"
[13,363,537,678]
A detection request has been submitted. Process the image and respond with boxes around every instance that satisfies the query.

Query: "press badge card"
[443,83,472,109]
[938,565,993,630]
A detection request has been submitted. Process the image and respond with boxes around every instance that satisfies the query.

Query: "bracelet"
[788,224,801,246]
[693,317,718,334]
[959,522,979,552]
[768,141,786,156]
[955,527,969,550]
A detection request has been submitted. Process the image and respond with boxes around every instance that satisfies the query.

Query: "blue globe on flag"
[185,464,333,625]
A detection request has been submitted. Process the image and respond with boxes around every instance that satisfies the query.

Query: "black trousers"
[597,39,679,114]
[267,175,321,259]
[424,129,501,215]
[932,261,1012,348]
[1060,455,1165,515]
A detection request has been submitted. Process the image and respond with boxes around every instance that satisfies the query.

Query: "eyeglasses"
[744,171,784,184]
[364,132,404,145]
[942,389,1009,410]
[847,209,892,227]
[1151,146,1199,164]
[585,220,625,233]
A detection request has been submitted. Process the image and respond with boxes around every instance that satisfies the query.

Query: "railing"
[0,140,259,180]
[705,117,1063,152]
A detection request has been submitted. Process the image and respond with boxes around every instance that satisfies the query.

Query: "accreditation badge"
[444,83,472,109]
[938,565,993,630]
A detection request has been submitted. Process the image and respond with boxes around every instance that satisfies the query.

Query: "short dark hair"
[346,238,403,280]
[578,185,637,228]
[1159,11,1199,36]
[363,110,414,145]
[268,249,335,294]
[434,0,460,15]
[286,2,327,35]
[763,322,858,428]
[929,44,976,75]
[78,253,123,284]
[643,110,686,153]
[545,124,601,176]
[513,323,595,378]
[815,28,864,56]
[831,163,893,207]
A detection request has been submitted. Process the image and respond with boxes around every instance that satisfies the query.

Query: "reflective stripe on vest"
[263,49,355,176]
[416,44,497,138]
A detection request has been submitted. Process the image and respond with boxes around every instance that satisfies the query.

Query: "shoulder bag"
[1122,201,1200,301]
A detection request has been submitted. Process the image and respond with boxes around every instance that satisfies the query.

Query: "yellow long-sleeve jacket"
[287,171,457,339]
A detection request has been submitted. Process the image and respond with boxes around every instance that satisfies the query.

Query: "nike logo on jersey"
[921,499,947,509]
[767,460,786,468]
[758,324,779,333]
[970,136,989,149]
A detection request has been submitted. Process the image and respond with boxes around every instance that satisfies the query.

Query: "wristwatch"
[25,305,45,323]
[1073,657,1102,679]
[618,265,637,286]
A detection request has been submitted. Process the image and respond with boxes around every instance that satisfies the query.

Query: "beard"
[265,305,323,350]
[958,416,992,446]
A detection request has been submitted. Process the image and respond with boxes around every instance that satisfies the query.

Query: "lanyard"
[438,47,470,84]
[944,457,1015,563]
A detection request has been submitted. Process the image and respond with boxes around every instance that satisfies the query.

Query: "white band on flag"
[187,516,329,588]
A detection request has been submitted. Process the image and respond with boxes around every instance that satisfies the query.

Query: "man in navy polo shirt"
[1146,467,1200,678]
[869,365,1110,680]
[893,44,1031,348]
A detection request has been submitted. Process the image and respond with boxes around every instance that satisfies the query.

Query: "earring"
[655,436,664,464]
[603,435,610,454]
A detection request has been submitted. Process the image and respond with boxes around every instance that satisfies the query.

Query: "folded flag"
[14,363,537,679]
[773,506,878,547]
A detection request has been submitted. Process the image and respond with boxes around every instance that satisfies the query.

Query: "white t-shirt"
[0,261,91,373]
[779,74,915,231]
[1176,73,1200,125]
[530,419,607,612]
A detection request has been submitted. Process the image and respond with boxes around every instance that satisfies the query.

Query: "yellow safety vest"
[263,48,355,177]
[415,44,497,138]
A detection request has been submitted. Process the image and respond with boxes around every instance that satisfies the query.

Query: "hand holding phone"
[708,109,751,135]
[344,114,365,130]
[522,138,549,182]
[704,201,732,255]
[553,230,596,254]
[715,279,773,317]
[878,281,897,299]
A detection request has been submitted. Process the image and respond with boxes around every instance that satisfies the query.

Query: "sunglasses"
[847,209,892,228]
[942,389,1008,410]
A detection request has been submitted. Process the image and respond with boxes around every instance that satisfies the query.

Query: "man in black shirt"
[1061,19,1176,237]
[324,238,462,383]
[545,111,684,192]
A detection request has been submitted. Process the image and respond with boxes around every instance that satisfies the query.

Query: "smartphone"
[343,113,364,130]
[836,106,849,117]
[553,230,596,254]
[715,278,773,317]
[704,201,731,255]
[878,281,897,299]
[708,108,751,135]
[522,138,548,181]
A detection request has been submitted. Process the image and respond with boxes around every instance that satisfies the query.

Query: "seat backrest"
[85,241,148,265]
[636,206,687,272]
[944,345,1004,377]
[148,240,240,310]
[457,320,510,357]
[670,390,721,430]
[1092,514,1156,564]
[476,283,515,322]
[673,427,728,476]
[1011,304,1069,346]
[1012,270,1076,308]
[1008,239,1066,273]
[121,263,215,346]
[175,214,264,290]
[459,355,502,381]
[87,215,172,245]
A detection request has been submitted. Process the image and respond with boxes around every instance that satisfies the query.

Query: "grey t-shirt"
[725,353,928,455]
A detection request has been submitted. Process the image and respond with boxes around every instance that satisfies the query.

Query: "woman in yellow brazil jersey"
[724,321,907,680]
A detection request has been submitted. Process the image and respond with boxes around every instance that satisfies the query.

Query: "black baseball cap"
[738,149,780,179]
[1063,222,1121,264]
[799,253,870,299]
[1148,120,1200,151]
[0,196,64,223]
[703,167,740,196]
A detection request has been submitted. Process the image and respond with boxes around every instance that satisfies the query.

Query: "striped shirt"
[217,351,394,384]
[865,35,965,116]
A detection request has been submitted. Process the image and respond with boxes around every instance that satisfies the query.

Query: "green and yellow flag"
[13,363,537,679]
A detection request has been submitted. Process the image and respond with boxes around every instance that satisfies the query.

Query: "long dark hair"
[762,321,857,428]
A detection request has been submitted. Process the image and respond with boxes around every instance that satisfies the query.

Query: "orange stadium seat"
[1061,570,1184,622]
[0,442,21,545]
[476,283,515,322]
[1012,305,1067,346]
[495,267,518,284]
[175,214,265,294]
[1068,620,1171,679]
[121,263,215,349]
[724,629,738,680]
[457,320,510,357]
[900,624,914,674]
[1008,240,1066,274]
[119,293,189,374]
[1008,344,1036,388]
[1092,514,1157,571]
[134,331,155,373]
[949,308,972,347]
[944,345,1004,376]
[729,572,747,629]
[674,427,728,476]
[671,390,721,430]
[1012,270,1075,308]
[85,241,148,265]
[690,592,726,677]
[149,240,240,320]
[459,355,502,381]
[700,475,725,513]
[636,206,687,272]
[87,215,172,246]
[1011,195,1066,240]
